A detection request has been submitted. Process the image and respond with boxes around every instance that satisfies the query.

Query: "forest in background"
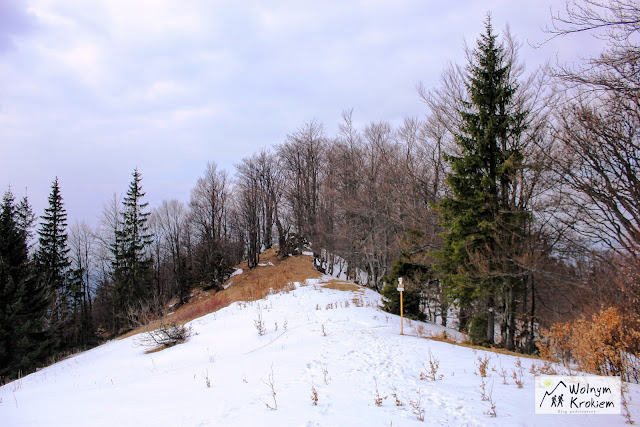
[1,0,639,383]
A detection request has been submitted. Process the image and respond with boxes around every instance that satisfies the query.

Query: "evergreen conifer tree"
[434,16,529,348]
[0,190,50,381]
[37,178,71,344]
[112,169,153,329]
[16,194,37,248]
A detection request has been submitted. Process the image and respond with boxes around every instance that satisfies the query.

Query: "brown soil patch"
[322,279,364,293]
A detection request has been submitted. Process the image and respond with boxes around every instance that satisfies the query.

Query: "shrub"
[539,306,640,382]
[135,320,193,352]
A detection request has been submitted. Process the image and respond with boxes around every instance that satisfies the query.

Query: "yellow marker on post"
[398,277,404,335]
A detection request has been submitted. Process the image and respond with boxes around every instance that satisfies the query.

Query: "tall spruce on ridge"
[0,190,50,381]
[112,169,153,329]
[37,178,72,344]
[434,16,529,349]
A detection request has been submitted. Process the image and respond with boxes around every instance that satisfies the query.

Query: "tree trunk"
[486,297,495,344]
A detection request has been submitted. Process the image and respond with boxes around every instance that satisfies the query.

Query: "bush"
[135,320,193,352]
[539,306,640,382]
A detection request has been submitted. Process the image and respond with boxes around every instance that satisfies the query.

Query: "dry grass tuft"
[144,345,166,354]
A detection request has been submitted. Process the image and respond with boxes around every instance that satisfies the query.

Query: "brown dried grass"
[322,279,364,293]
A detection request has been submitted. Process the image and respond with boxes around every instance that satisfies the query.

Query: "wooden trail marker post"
[398,277,404,335]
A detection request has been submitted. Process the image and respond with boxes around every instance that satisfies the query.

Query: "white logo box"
[535,375,621,415]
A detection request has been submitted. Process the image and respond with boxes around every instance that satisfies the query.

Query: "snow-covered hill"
[1,266,638,426]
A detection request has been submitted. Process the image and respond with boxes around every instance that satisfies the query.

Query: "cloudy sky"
[1,0,600,226]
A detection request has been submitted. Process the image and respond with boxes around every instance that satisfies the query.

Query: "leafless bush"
[311,383,318,406]
[476,355,491,378]
[408,390,425,421]
[476,376,499,416]
[512,358,524,388]
[254,310,266,336]
[321,364,330,385]
[414,324,427,338]
[493,361,509,385]
[260,364,278,410]
[420,349,443,381]
[373,377,387,406]
[390,385,404,407]
[483,380,497,417]
[125,300,155,327]
[621,381,635,425]
[529,360,558,376]
[134,319,193,351]
[202,369,211,388]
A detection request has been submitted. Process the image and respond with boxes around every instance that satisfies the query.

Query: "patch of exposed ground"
[321,279,365,293]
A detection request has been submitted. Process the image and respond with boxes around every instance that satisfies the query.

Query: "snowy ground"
[1,275,638,426]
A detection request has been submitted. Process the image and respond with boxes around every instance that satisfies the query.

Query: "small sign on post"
[398,278,404,335]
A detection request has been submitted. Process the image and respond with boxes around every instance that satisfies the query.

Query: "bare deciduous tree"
[277,120,326,253]
[151,199,191,304]
[189,162,237,287]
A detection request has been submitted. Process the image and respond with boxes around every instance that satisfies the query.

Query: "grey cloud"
[0,0,38,53]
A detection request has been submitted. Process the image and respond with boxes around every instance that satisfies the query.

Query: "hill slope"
[1,254,638,426]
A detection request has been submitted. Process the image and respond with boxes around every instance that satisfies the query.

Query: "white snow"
[224,269,244,289]
[1,276,638,426]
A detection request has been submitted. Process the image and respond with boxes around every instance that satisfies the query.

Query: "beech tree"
[549,0,640,256]
[236,150,287,265]
[277,120,326,253]
[189,162,239,287]
[236,159,262,268]
[548,0,640,322]
[151,200,191,304]
[91,194,121,334]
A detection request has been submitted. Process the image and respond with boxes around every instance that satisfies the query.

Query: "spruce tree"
[16,194,37,248]
[37,178,71,343]
[112,169,153,329]
[434,16,529,348]
[0,190,50,381]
